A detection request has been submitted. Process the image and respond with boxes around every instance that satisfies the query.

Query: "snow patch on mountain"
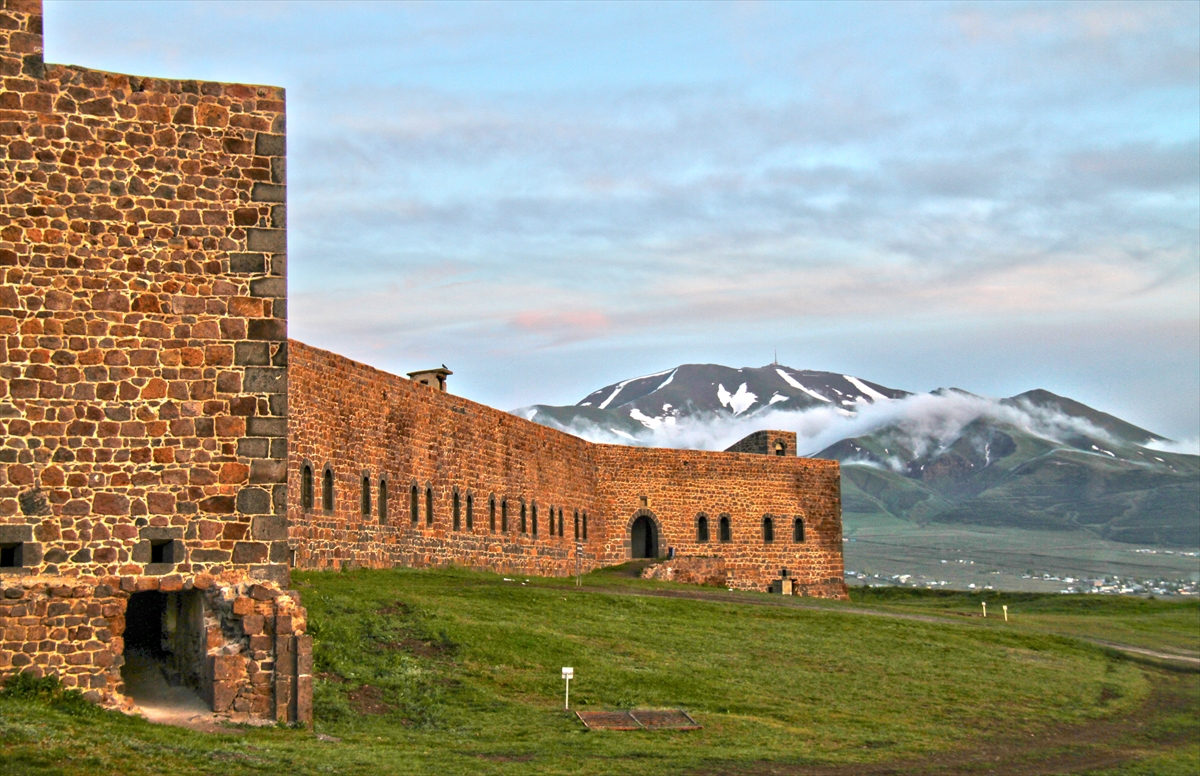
[717,383,757,415]
[630,407,675,429]
[776,368,832,403]
[845,375,890,402]
[596,368,674,410]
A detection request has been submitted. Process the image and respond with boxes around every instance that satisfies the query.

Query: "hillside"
[519,366,1200,549]
[1,566,1196,775]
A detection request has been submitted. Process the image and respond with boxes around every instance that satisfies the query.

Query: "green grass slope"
[2,567,1197,775]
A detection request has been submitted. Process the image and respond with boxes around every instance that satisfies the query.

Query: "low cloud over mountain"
[518,364,1199,548]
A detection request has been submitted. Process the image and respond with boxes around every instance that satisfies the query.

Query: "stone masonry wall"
[288,341,847,597]
[0,0,289,586]
[592,445,846,596]
[0,0,307,723]
[288,341,601,577]
[0,574,310,722]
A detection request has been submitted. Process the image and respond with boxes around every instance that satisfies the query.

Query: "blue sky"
[46,1,1199,440]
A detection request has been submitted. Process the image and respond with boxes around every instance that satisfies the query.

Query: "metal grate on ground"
[576,709,700,731]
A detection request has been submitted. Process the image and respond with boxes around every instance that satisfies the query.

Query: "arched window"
[378,479,388,524]
[774,440,786,456]
[301,464,313,512]
[322,467,334,511]
[501,498,509,533]
[574,510,580,540]
[531,502,538,537]
[763,515,775,543]
[582,512,588,540]
[489,495,497,532]
[425,486,433,526]
[466,493,474,531]
[361,475,371,517]
[410,484,419,525]
[453,490,461,531]
[696,513,709,543]
[521,501,528,534]
[719,514,731,542]
[793,517,805,543]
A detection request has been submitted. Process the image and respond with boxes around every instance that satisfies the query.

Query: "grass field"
[1,566,1197,775]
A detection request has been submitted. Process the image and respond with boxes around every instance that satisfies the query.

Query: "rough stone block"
[255,132,285,156]
[249,277,286,298]
[232,542,269,564]
[237,488,271,515]
[251,182,286,202]
[247,228,286,253]
[243,367,286,393]
[251,514,288,540]
[229,253,266,273]
[250,460,287,485]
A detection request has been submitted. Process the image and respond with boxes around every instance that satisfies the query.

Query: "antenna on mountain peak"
[773,348,778,366]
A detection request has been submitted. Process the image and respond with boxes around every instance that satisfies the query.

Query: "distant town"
[845,547,1200,596]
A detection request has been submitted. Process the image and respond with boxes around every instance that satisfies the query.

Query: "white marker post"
[1002,605,1008,622]
[562,667,574,710]
[982,601,987,618]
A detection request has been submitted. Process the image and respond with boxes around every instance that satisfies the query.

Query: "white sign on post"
[562,667,574,710]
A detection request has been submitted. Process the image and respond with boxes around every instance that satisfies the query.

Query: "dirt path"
[121,651,236,734]
[570,584,1200,665]
[685,670,1196,776]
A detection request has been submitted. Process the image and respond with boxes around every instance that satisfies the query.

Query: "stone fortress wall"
[1,0,845,726]
[0,0,309,724]
[289,342,847,598]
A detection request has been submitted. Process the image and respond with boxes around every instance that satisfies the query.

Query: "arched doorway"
[630,514,658,559]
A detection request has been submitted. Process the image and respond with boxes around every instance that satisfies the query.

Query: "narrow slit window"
[763,516,774,544]
[301,465,313,512]
[719,514,731,542]
[322,468,334,511]
[453,490,461,531]
[573,510,580,540]
[558,508,564,537]
[490,496,497,532]
[696,514,709,543]
[411,485,419,525]
[466,493,474,531]
[521,502,527,534]
[531,502,538,537]
[425,486,434,526]
[361,475,371,517]
[582,512,588,540]
[793,518,805,543]
[501,499,509,533]
[379,479,388,524]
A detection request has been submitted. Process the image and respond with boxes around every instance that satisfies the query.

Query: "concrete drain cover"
[576,709,700,731]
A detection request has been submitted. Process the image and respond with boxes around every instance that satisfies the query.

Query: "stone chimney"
[407,366,452,392]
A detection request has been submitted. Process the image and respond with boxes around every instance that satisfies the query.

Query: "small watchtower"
[407,366,452,392]
[724,430,797,457]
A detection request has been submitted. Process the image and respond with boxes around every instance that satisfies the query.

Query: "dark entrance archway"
[121,590,210,715]
[630,515,658,559]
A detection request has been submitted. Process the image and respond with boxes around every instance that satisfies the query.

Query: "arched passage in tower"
[630,514,659,559]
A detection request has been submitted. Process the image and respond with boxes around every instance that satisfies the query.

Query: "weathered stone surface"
[0,0,305,726]
[287,342,846,597]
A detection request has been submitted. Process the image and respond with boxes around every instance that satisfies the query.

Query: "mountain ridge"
[517,363,1199,548]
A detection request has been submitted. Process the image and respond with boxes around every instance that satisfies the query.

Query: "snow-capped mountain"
[525,363,907,435]
[517,365,1199,548]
